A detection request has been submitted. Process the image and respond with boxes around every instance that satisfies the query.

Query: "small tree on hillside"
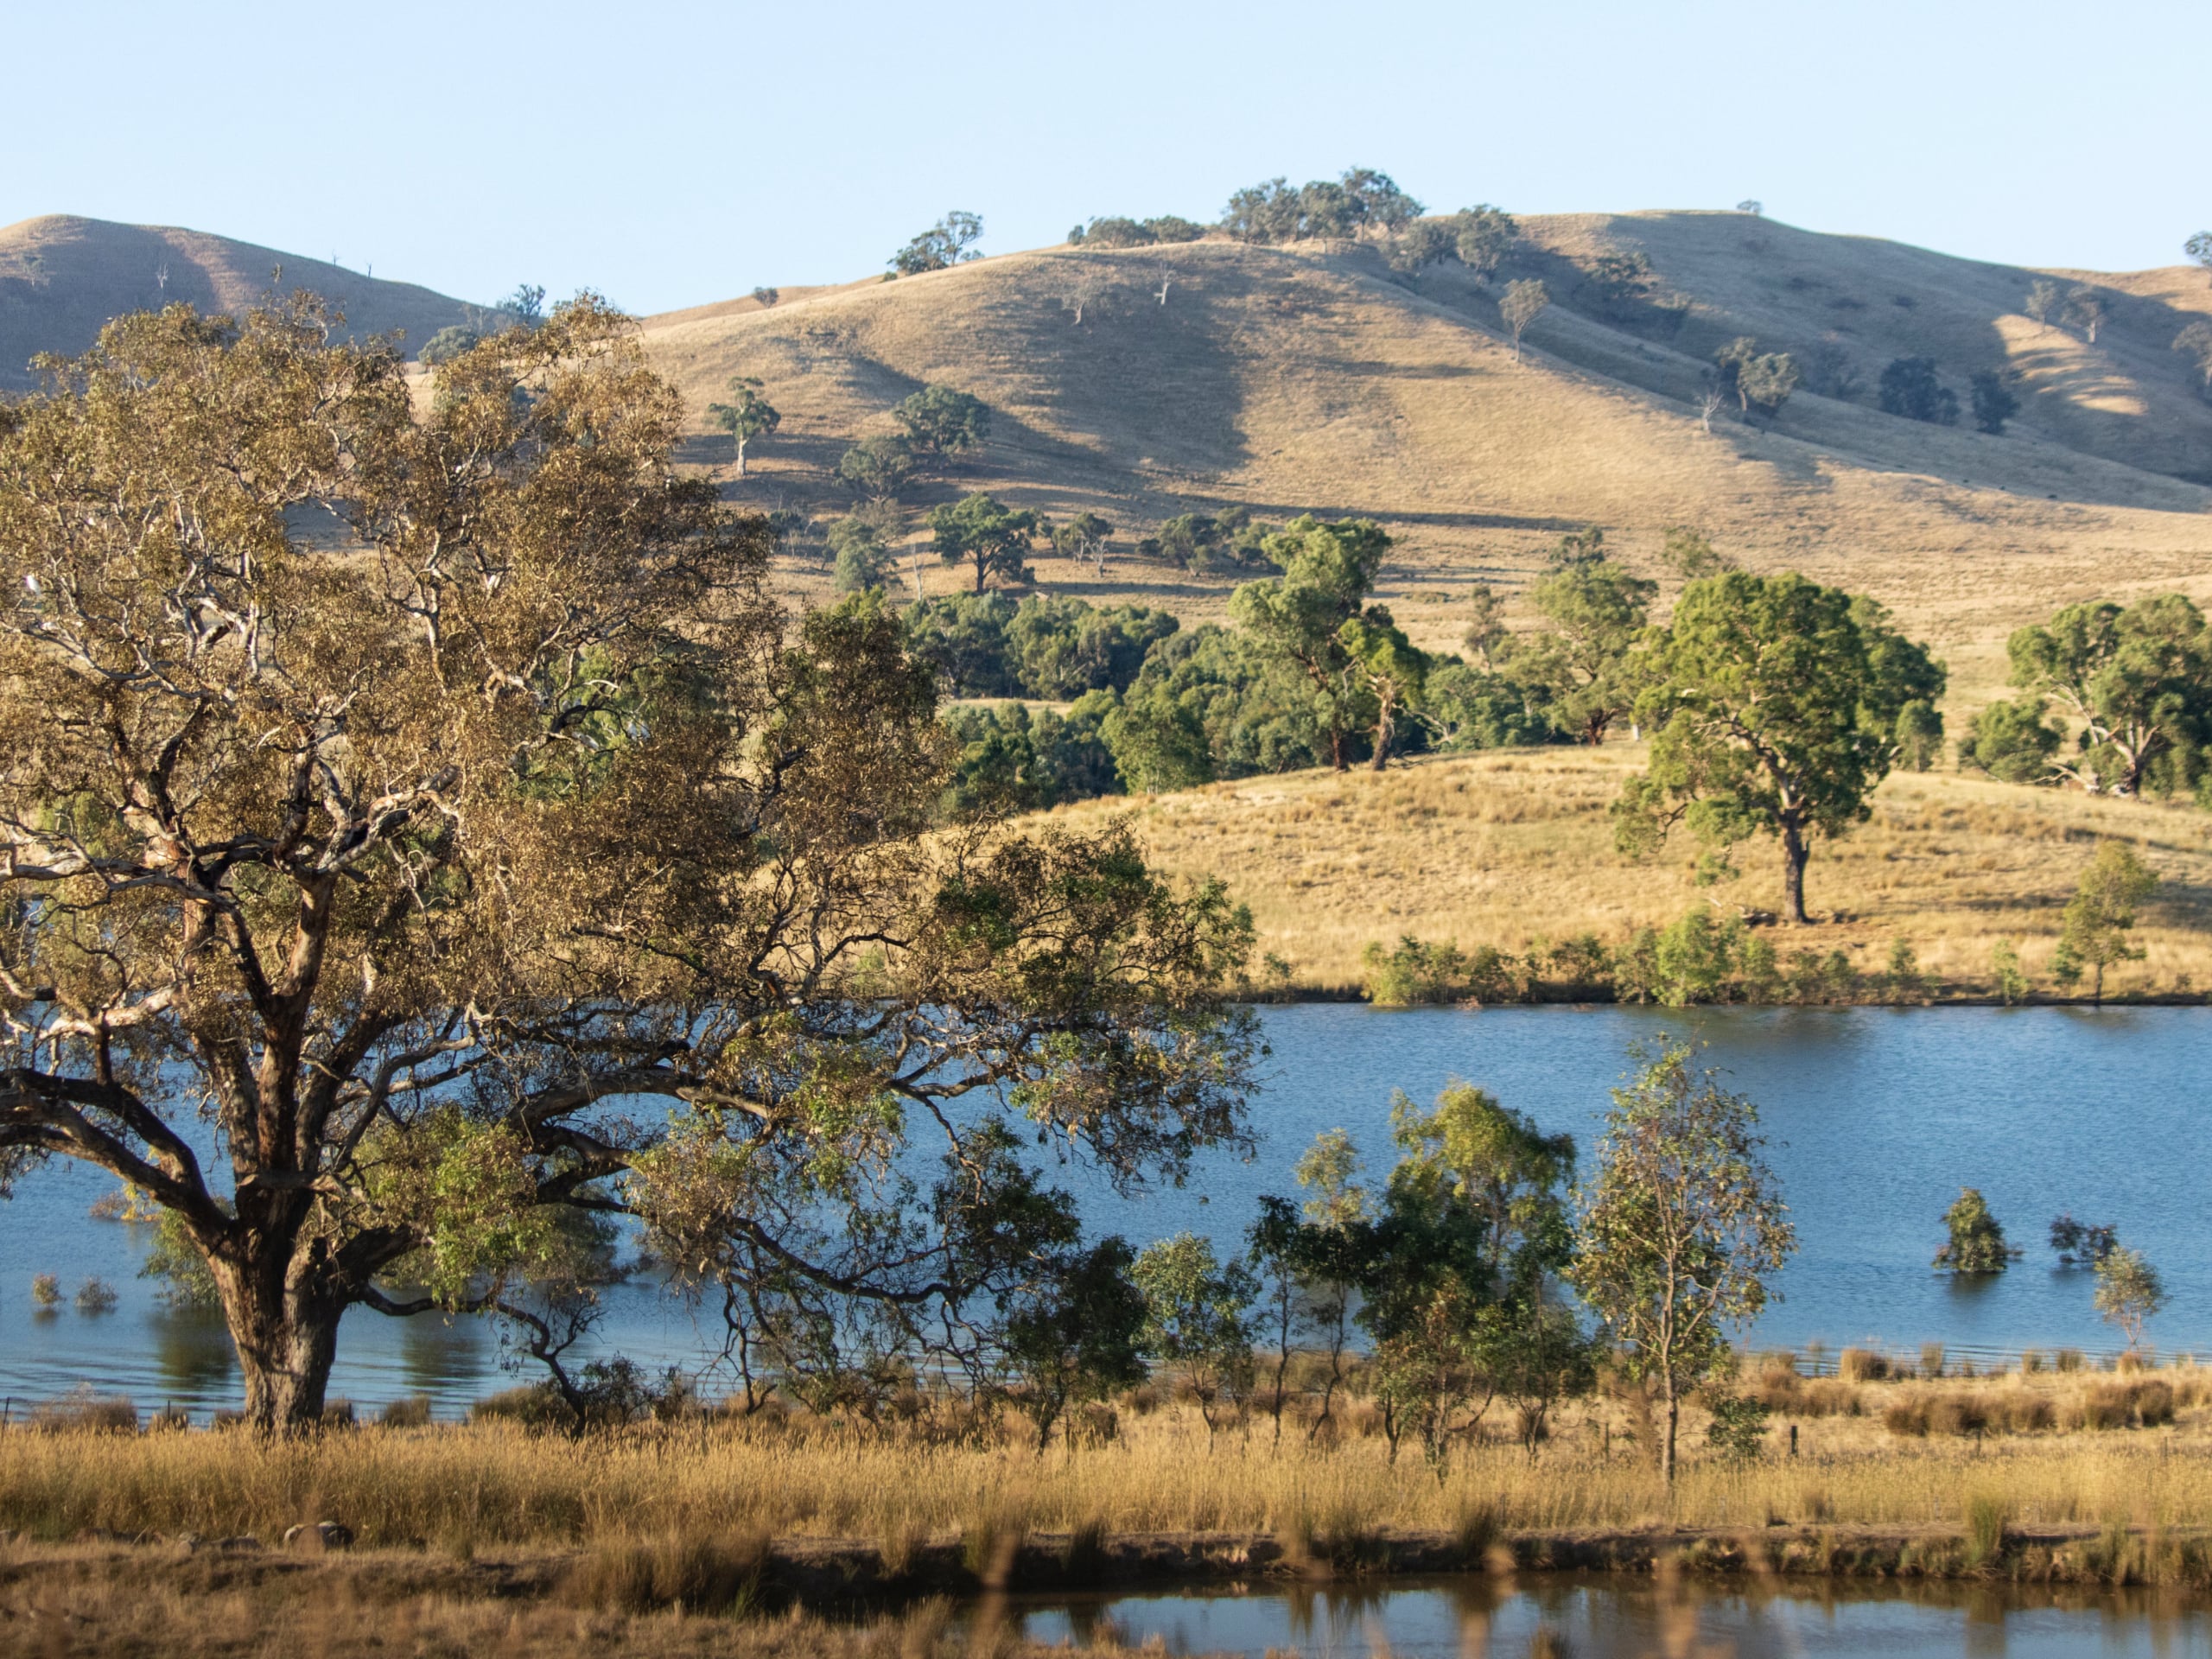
[2054,842,2158,1003]
[706,376,780,476]
[891,211,983,275]
[1569,1041,1794,1484]
[1878,357,1961,425]
[931,493,1044,594]
[1932,1187,2020,1274]
[2024,279,2061,333]
[2189,232,2212,285]
[894,385,991,462]
[1614,573,1947,923]
[1499,280,1549,359]
[1969,371,2019,435]
[837,435,918,501]
[751,286,780,308]
[1053,510,1114,577]
[2172,321,2212,397]
[1713,338,1800,422]
[1451,205,1519,278]
[2094,1246,2166,1354]
[2063,285,2107,344]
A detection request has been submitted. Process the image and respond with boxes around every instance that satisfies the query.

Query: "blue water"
[1000,1575,2212,1657]
[3,1005,2205,1418]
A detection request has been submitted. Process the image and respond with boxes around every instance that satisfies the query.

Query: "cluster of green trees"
[1067,215,1207,249]
[1960,594,2212,801]
[1001,1046,1791,1481]
[889,211,983,275]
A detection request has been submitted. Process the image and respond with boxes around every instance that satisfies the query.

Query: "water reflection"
[397,1318,492,1402]
[149,1313,235,1405]
[1003,1574,2212,1657]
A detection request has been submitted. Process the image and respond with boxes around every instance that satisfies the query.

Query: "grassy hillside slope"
[0,214,474,390]
[1031,746,2212,1000]
[643,216,2212,704]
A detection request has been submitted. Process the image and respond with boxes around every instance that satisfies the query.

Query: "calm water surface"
[992,1574,2212,1657]
[2,1005,2205,1416]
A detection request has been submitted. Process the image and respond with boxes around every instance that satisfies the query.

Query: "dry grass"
[635,221,2212,711]
[1032,745,2212,995]
[12,1366,2212,1554]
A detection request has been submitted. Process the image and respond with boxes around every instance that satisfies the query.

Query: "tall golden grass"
[1038,747,2212,995]
[10,1367,2212,1554]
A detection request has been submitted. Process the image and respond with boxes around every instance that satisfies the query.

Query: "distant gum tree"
[2004,594,2212,796]
[1569,1040,1794,1484]
[1613,572,1946,923]
[2024,279,2061,333]
[2190,232,2212,286]
[1932,1187,2019,1274]
[891,211,983,276]
[931,492,1045,594]
[2063,285,2107,344]
[2054,842,2158,1003]
[1230,516,1394,770]
[1498,279,1550,360]
[2094,1246,2166,1353]
[705,376,780,475]
[1969,370,2019,435]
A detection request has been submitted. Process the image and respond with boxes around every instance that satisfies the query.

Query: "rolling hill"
[0,213,476,391]
[635,213,2212,704]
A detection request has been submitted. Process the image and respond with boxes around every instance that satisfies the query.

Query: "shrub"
[30,1272,60,1309]
[564,1534,766,1614]
[31,1387,137,1433]
[1878,357,1960,425]
[379,1394,433,1428]
[1839,1347,1889,1383]
[2056,1348,2085,1374]
[1360,937,1473,1006]
[74,1277,118,1313]
[1933,1190,2020,1274]
[1965,1492,2011,1566]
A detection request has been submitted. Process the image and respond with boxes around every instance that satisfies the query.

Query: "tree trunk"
[1660,1371,1679,1484]
[1330,726,1351,772]
[215,1251,347,1433]
[1780,819,1811,925]
[1369,697,1395,772]
[735,437,747,477]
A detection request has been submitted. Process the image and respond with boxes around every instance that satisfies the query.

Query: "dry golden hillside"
[640,215,2212,705]
[1030,746,2212,1000]
[0,214,474,390]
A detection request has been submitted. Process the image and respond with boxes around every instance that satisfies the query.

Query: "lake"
[985,1573,2212,1657]
[3,1005,2205,1417]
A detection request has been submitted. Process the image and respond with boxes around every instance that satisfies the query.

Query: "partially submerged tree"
[706,376,780,475]
[1931,1188,2019,1274]
[1568,1041,1794,1484]
[0,296,1260,1430]
[1613,573,1946,922]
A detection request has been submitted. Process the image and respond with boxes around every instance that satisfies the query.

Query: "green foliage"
[1230,516,1394,770]
[903,593,1177,701]
[1956,699,2063,784]
[836,434,918,500]
[829,513,897,594]
[706,377,780,473]
[1052,510,1114,575]
[2005,594,2212,797]
[1704,1390,1772,1464]
[1363,938,1472,1006]
[2093,1246,2167,1351]
[1653,910,1738,1006]
[1221,168,1423,243]
[940,701,1122,817]
[1139,506,1280,575]
[1132,1232,1258,1440]
[1579,251,1656,316]
[930,492,1042,594]
[998,1236,1148,1448]
[894,385,991,458]
[1883,938,1924,1004]
[891,211,983,275]
[1498,280,1549,357]
[1713,338,1800,421]
[1423,664,1561,750]
[1878,357,1960,425]
[417,325,480,366]
[1991,938,2029,1005]
[1932,1187,2019,1274]
[1969,370,2020,435]
[1338,610,1429,767]
[1662,527,1732,581]
[1073,215,1206,248]
[1615,572,1946,922]
[1568,1040,1794,1481]
[1504,555,1655,745]
[2056,842,2158,1002]
[1099,626,1327,789]
[1894,700,1944,772]
[141,1207,222,1312]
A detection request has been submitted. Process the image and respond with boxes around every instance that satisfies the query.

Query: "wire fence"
[1761,1339,2204,1379]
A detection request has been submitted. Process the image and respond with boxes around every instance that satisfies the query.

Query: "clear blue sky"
[8,0,2205,315]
